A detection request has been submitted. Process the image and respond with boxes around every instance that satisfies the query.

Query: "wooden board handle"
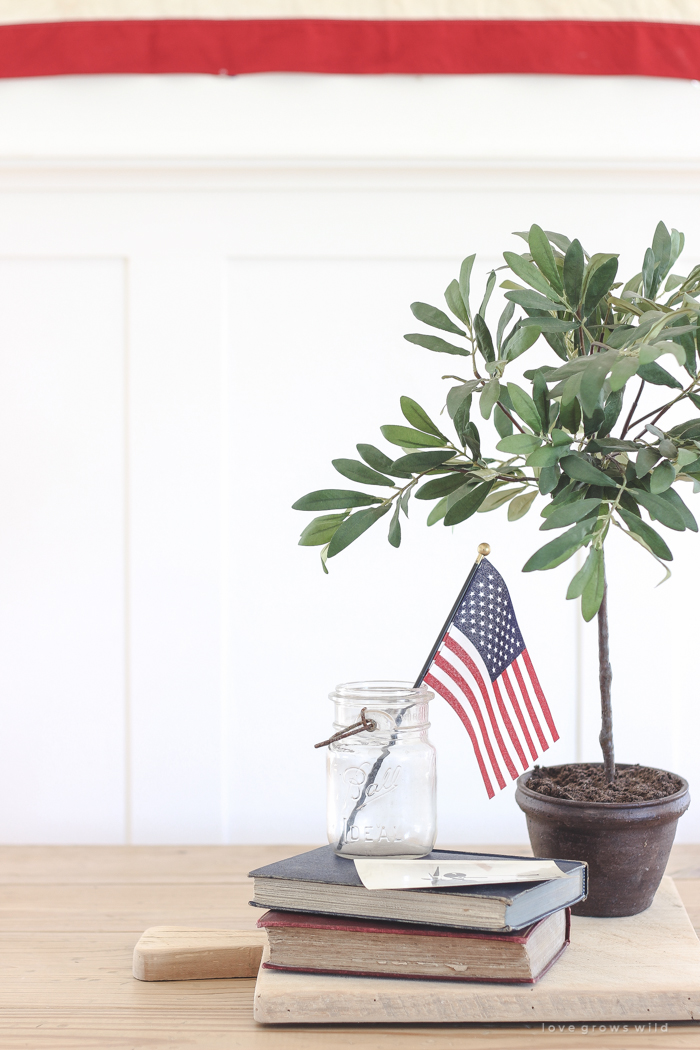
[133,926,268,981]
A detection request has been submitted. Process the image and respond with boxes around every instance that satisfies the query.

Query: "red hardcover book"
[258,907,570,984]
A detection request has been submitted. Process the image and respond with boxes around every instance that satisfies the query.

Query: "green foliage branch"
[293,223,700,781]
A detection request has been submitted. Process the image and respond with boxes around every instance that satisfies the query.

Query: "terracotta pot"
[515,763,690,917]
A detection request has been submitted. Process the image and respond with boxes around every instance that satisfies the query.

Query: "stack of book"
[249,846,588,984]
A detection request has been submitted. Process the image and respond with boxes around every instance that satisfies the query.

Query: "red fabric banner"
[0,18,697,80]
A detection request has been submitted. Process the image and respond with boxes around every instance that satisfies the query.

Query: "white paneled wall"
[0,258,125,841]
[0,72,698,844]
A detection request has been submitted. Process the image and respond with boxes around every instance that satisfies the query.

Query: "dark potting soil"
[527,763,684,803]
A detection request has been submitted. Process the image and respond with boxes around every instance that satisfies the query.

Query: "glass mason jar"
[326,681,437,858]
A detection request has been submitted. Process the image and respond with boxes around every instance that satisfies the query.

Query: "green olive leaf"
[507,382,544,434]
[526,444,564,468]
[635,446,660,479]
[503,324,541,362]
[563,238,585,308]
[446,381,479,419]
[477,487,525,513]
[332,459,395,487]
[617,507,673,560]
[637,361,683,389]
[427,495,449,526]
[496,433,543,454]
[609,355,640,391]
[580,549,606,621]
[356,443,413,479]
[474,314,495,363]
[391,450,455,473]
[400,395,446,439]
[649,459,676,494]
[444,480,495,526]
[579,352,618,417]
[656,487,698,531]
[293,489,384,511]
[415,473,472,500]
[560,454,619,487]
[566,547,600,599]
[540,498,602,531]
[632,487,686,531]
[522,519,596,572]
[444,278,469,325]
[404,333,470,357]
[504,289,561,313]
[528,223,564,293]
[504,250,563,301]
[388,505,402,548]
[459,255,476,323]
[508,489,538,520]
[480,379,501,420]
[582,256,619,317]
[410,301,466,337]
[298,513,350,546]
[326,505,390,558]
[380,425,447,449]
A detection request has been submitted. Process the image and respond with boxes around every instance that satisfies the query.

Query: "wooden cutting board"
[133,926,267,981]
[254,878,700,1024]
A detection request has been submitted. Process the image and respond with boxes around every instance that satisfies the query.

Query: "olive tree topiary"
[293,223,700,783]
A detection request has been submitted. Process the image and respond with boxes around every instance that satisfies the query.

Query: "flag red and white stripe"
[0,1,699,81]
[421,557,558,798]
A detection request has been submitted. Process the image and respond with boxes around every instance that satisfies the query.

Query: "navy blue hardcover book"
[249,846,587,932]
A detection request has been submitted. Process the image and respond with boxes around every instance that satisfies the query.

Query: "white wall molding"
[1,155,700,193]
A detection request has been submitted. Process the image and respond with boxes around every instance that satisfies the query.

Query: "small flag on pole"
[415,545,558,799]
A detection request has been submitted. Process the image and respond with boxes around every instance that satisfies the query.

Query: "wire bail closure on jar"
[314,707,377,749]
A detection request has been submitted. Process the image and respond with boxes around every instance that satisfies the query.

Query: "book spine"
[503,888,585,931]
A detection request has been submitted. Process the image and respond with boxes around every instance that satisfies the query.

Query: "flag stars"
[454,564,525,679]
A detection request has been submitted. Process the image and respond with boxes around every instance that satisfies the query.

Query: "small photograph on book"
[354,856,574,890]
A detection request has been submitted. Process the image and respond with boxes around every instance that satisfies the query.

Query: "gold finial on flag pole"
[476,542,491,564]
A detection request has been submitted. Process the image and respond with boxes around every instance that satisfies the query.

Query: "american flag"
[420,558,558,799]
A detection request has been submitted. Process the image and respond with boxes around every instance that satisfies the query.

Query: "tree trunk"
[597,580,615,783]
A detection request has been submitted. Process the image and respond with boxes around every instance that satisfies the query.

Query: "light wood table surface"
[1,843,698,1050]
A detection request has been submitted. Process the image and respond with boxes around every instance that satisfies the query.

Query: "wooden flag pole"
[413,542,491,689]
